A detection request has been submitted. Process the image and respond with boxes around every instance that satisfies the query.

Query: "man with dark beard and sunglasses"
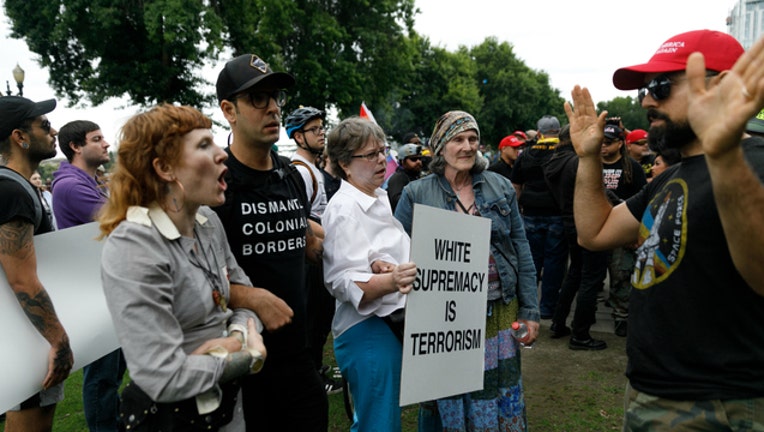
[0,97,73,432]
[565,30,764,430]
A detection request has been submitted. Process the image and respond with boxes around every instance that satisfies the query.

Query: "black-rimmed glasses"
[302,125,325,136]
[350,148,386,162]
[243,89,287,109]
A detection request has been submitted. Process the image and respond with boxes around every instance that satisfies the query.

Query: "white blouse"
[322,180,410,337]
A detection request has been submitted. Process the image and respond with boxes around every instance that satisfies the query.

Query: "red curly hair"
[98,104,212,237]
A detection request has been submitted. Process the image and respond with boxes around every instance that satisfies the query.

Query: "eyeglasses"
[243,89,287,109]
[638,74,674,104]
[350,148,386,162]
[36,119,52,134]
[406,157,421,162]
[602,139,621,146]
[638,72,717,104]
[630,140,648,146]
[302,125,325,136]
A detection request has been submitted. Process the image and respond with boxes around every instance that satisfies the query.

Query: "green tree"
[470,37,566,148]
[5,0,226,106]
[5,0,417,116]
[597,96,649,131]
[390,36,482,142]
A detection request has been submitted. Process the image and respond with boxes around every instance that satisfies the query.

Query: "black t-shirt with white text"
[602,156,647,201]
[212,149,310,361]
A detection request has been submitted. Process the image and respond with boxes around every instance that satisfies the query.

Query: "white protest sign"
[400,204,491,406]
[0,222,118,413]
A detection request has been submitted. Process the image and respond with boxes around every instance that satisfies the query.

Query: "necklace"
[189,226,227,312]
[451,177,471,196]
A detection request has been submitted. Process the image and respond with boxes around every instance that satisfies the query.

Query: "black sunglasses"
[638,74,674,104]
[638,71,718,104]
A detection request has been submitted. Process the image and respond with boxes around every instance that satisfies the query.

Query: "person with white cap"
[567,29,764,429]
[0,96,73,432]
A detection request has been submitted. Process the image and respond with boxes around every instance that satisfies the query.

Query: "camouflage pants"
[608,246,635,321]
[624,382,764,431]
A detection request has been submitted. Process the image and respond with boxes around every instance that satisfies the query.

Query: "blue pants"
[334,316,402,432]
[82,348,127,432]
[523,215,568,317]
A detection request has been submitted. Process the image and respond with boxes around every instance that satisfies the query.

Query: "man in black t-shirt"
[568,30,764,430]
[213,54,328,431]
[0,96,73,432]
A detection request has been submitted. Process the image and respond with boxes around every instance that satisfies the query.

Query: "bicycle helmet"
[397,143,422,163]
[285,107,325,138]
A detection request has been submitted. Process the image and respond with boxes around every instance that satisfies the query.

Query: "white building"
[728,0,764,49]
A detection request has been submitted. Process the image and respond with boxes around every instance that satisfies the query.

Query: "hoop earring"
[168,179,186,213]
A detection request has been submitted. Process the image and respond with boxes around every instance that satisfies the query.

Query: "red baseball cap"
[512,130,528,140]
[612,30,744,90]
[499,135,524,149]
[626,129,648,144]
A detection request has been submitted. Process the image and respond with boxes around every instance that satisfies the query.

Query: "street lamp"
[5,63,25,97]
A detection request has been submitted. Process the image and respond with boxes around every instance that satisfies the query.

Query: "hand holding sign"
[393,262,417,294]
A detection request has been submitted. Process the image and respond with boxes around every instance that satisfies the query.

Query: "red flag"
[359,102,377,124]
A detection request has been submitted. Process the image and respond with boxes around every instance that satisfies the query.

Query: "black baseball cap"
[216,54,296,103]
[0,96,56,140]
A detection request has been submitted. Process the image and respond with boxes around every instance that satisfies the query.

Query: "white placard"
[400,204,491,406]
[0,222,118,413]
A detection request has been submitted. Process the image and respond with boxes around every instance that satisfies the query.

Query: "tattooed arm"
[0,218,73,389]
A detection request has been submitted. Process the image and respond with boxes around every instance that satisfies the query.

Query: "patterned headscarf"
[430,111,480,155]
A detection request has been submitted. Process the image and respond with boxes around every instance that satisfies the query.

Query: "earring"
[21,142,29,149]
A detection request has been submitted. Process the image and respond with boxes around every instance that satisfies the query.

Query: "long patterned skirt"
[418,298,527,432]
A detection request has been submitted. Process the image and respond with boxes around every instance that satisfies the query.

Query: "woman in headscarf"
[395,111,539,431]
[322,116,417,431]
[99,104,266,431]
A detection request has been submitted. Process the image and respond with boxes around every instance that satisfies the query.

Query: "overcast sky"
[0,0,738,154]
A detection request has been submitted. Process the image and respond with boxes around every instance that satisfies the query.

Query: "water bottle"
[511,321,531,347]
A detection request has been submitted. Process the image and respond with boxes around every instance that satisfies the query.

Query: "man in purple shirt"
[51,120,110,229]
[51,120,124,432]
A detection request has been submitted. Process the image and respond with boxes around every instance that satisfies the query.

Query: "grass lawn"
[2,324,627,431]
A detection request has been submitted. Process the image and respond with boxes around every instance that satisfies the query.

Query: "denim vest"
[394,171,540,322]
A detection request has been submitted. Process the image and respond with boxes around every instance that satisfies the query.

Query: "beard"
[646,108,696,154]
[28,136,57,163]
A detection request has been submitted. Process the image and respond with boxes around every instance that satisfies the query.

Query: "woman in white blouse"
[322,117,416,431]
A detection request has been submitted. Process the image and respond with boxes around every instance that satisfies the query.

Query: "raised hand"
[686,36,764,159]
[564,86,609,158]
